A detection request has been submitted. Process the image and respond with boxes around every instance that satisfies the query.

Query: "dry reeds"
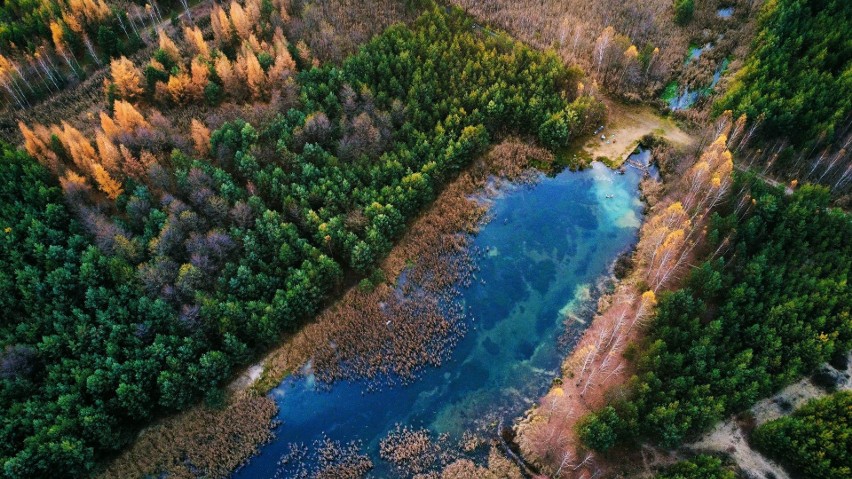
[259,139,553,389]
[98,392,278,479]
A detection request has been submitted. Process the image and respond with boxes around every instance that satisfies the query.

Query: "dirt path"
[734,163,795,195]
[691,419,791,479]
[583,98,696,165]
[689,352,852,479]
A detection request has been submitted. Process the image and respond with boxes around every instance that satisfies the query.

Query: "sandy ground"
[691,419,791,479]
[689,352,852,479]
[583,99,695,165]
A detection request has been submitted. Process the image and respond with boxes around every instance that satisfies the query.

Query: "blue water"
[717,7,734,18]
[233,159,647,478]
[669,56,729,111]
[685,43,710,65]
[711,58,730,87]
[669,87,702,111]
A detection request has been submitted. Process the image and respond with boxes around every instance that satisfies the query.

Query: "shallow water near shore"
[232,156,648,478]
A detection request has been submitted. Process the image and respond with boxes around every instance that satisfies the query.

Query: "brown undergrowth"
[97,391,277,479]
[451,0,759,113]
[98,138,553,478]
[259,139,554,389]
[516,123,743,478]
[286,0,419,64]
[379,424,524,479]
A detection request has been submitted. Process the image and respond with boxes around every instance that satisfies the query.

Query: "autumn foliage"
[518,130,736,477]
[7,9,586,477]
[130,0,298,106]
[450,0,760,103]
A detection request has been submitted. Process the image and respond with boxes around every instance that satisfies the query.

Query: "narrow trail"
[734,163,794,194]
[691,420,791,479]
[689,352,852,479]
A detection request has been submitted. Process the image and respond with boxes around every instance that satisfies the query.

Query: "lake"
[232,154,648,478]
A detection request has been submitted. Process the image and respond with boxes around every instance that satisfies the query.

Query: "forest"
[511,1,852,475]
[577,180,851,450]
[0,0,154,107]
[752,391,851,479]
[654,455,736,479]
[1,5,597,477]
[1,0,851,478]
[716,0,852,195]
[450,0,852,196]
[718,0,852,147]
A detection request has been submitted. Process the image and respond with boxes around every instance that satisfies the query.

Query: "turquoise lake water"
[232,157,647,478]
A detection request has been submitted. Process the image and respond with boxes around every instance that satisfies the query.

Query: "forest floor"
[582,98,695,166]
[688,351,852,479]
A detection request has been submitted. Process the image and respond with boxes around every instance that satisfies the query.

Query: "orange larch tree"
[110,56,144,100]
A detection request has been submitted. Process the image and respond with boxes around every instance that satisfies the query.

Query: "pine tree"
[100,111,119,138]
[91,163,123,199]
[166,72,194,105]
[229,1,251,40]
[245,51,266,99]
[60,121,97,172]
[59,169,91,198]
[215,55,240,98]
[95,131,121,174]
[112,100,150,133]
[189,58,209,100]
[158,30,181,64]
[211,5,234,46]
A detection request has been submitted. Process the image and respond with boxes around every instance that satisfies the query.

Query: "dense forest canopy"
[2,0,851,478]
[579,179,852,450]
[717,0,852,146]
[752,391,851,479]
[654,455,737,479]
[0,144,164,477]
[0,7,595,477]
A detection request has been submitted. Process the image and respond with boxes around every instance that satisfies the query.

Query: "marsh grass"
[99,139,552,478]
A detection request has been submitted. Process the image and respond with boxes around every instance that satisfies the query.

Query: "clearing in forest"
[584,99,695,165]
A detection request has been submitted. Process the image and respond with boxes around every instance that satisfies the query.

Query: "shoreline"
[98,102,688,479]
[513,135,702,477]
[98,138,557,479]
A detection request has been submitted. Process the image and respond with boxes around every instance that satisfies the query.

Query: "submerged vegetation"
[2,4,597,476]
[517,130,735,476]
[1,0,850,478]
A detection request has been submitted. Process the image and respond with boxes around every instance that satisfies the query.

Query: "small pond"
[717,7,734,18]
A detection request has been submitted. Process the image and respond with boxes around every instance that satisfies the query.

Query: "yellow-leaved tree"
[110,56,143,100]
[91,163,123,199]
